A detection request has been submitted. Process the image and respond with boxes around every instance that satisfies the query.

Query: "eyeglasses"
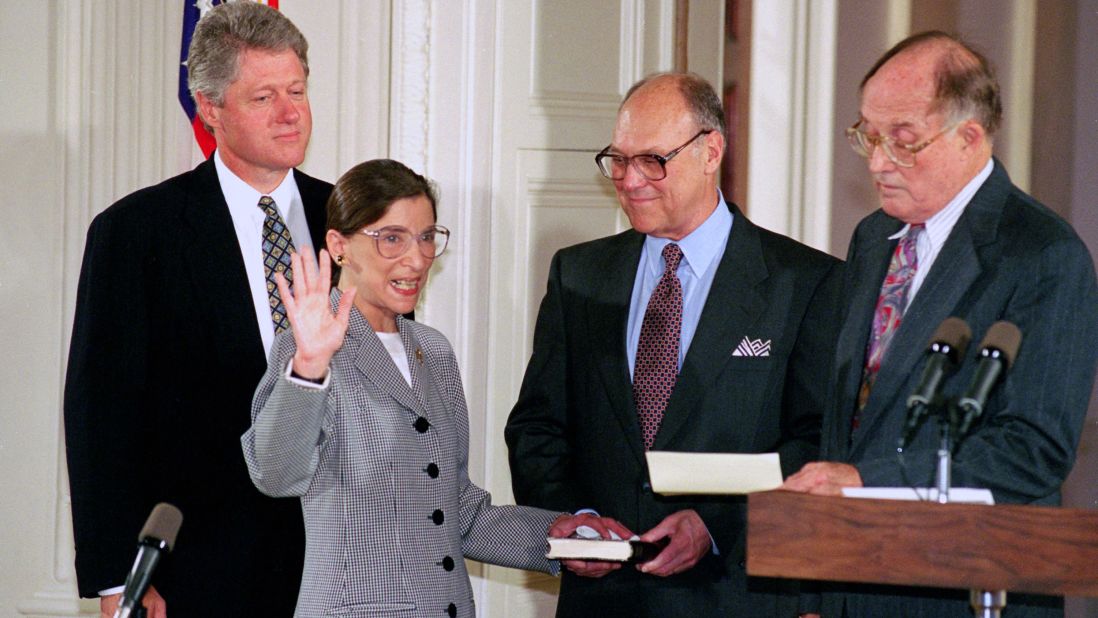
[360,225,450,259]
[595,130,713,181]
[846,119,960,168]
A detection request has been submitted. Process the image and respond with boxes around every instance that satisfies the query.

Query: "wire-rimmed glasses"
[846,119,960,168]
[360,225,450,259]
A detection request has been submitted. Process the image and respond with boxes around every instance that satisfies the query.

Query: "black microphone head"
[139,503,183,552]
[979,321,1022,369]
[927,317,972,362]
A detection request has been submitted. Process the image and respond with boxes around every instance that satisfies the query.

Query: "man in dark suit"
[784,31,1098,617]
[63,3,329,616]
[505,72,841,616]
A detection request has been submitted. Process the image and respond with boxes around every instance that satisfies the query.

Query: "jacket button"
[442,555,455,571]
[414,417,430,433]
[426,463,439,478]
[432,509,445,525]
[448,602,457,617]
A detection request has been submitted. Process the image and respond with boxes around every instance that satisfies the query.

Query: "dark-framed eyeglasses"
[595,129,714,181]
[360,225,450,259]
[845,119,960,168]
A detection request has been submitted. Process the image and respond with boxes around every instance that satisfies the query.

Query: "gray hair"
[187,1,309,110]
[623,72,727,137]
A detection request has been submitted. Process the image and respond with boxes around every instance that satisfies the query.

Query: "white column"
[746,0,837,251]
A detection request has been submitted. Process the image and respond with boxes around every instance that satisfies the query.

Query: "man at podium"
[783,31,1098,617]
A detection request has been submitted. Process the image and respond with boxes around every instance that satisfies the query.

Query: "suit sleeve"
[63,214,156,597]
[778,259,843,477]
[241,334,328,498]
[504,253,584,512]
[857,236,1098,503]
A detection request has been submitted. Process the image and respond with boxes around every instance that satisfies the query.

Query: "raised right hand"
[274,249,356,379]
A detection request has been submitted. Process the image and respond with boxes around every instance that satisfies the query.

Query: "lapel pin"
[415,347,424,364]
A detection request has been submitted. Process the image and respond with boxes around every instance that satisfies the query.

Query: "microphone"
[113,503,183,618]
[955,321,1022,440]
[899,317,972,449]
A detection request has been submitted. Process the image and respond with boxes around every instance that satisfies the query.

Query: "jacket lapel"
[833,226,898,445]
[653,206,767,450]
[293,168,331,250]
[179,158,267,369]
[341,295,426,416]
[586,231,648,464]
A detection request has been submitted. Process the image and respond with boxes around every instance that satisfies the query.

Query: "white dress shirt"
[214,151,314,357]
[892,158,994,307]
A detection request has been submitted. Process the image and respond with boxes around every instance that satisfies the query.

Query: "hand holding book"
[546,512,636,578]
[547,520,666,562]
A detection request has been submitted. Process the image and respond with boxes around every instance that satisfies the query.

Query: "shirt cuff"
[98,585,125,596]
[285,359,330,389]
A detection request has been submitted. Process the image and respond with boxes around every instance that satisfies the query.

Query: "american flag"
[178,0,279,157]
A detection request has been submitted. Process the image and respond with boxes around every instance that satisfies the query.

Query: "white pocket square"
[732,337,771,357]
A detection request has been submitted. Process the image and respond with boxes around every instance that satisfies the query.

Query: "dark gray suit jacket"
[817,160,1098,617]
[64,156,330,616]
[506,203,842,617]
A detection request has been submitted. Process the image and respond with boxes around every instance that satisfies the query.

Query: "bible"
[546,537,666,563]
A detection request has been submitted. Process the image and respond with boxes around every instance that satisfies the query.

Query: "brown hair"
[327,159,438,234]
[861,31,1002,136]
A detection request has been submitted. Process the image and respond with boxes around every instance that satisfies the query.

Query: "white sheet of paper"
[841,487,995,505]
[646,451,783,495]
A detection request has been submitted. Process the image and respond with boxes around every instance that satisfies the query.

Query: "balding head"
[602,73,725,240]
[862,31,1001,137]
[855,32,995,224]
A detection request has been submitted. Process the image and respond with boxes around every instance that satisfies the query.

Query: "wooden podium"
[746,491,1098,599]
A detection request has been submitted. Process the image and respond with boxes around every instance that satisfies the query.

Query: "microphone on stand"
[899,317,972,450]
[955,321,1022,440]
[113,503,183,618]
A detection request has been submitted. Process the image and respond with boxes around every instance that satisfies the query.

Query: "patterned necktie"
[258,196,296,334]
[854,224,924,426]
[634,243,684,450]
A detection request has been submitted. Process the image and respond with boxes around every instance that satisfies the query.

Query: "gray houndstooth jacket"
[243,291,561,617]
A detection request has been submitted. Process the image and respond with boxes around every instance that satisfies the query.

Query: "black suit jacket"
[63,157,331,616]
[505,203,842,617]
[817,160,1098,617]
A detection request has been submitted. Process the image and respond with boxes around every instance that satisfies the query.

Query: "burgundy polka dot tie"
[634,243,684,450]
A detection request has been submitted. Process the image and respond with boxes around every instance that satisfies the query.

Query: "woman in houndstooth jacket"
[242,160,628,617]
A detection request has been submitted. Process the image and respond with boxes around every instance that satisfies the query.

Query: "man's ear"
[703,130,725,175]
[194,91,220,133]
[959,119,986,150]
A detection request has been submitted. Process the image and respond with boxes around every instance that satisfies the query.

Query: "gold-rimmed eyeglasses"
[846,119,960,168]
[595,130,714,181]
[360,225,450,259]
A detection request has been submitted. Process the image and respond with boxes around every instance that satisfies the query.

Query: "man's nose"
[867,143,895,174]
[619,159,649,190]
[275,94,302,123]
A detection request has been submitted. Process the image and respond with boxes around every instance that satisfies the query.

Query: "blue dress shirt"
[626,194,734,378]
